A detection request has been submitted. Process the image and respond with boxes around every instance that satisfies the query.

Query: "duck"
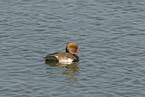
[44,42,82,63]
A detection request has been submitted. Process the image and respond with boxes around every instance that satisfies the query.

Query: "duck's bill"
[76,49,82,53]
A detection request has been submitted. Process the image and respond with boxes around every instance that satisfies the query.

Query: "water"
[1,0,145,96]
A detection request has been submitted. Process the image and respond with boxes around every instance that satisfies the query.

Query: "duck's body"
[44,52,79,63]
[44,43,82,63]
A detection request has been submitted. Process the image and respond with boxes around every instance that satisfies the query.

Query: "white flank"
[59,58,73,64]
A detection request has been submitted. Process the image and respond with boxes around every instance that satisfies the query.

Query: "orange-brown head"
[66,42,82,54]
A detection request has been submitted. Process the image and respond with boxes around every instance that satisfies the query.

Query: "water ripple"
[1,0,145,96]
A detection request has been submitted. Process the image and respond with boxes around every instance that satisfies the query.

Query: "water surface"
[1,0,145,97]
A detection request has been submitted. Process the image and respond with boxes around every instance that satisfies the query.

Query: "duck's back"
[44,52,79,63]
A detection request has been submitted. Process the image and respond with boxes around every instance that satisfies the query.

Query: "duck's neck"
[65,47,69,53]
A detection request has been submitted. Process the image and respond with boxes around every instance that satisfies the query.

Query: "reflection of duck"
[44,43,82,64]
[65,63,79,77]
[45,62,79,77]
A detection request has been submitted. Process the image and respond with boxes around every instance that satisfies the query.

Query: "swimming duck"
[44,42,82,63]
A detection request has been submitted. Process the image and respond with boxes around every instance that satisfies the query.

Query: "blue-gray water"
[1,0,145,97]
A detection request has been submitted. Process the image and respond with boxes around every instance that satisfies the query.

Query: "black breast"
[72,54,79,62]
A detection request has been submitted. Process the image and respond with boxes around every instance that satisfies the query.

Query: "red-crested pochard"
[44,42,82,63]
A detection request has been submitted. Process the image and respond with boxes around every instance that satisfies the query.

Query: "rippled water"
[1,0,145,96]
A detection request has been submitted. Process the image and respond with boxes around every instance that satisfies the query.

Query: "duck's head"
[66,42,82,54]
